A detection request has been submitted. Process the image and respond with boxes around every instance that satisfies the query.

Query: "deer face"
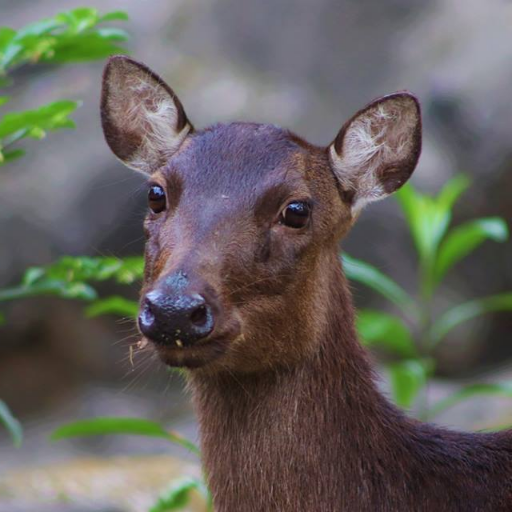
[101,56,421,373]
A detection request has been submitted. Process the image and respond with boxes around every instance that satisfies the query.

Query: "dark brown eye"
[148,184,166,213]
[279,201,311,229]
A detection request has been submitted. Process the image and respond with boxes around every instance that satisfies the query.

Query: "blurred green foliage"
[354,176,512,418]
[0,5,129,449]
[0,7,128,164]
[0,255,143,306]
[52,417,200,456]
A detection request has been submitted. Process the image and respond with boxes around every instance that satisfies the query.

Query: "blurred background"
[1,0,512,510]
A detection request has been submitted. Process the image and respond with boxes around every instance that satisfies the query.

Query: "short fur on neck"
[189,255,512,512]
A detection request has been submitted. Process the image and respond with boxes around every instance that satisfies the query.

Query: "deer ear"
[329,92,421,212]
[101,55,192,174]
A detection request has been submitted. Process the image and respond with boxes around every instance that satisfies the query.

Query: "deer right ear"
[101,56,192,174]
[329,92,421,213]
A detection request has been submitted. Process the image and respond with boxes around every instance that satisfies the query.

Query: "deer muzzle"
[138,270,217,347]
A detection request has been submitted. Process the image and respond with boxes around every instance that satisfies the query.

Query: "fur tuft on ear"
[101,55,192,174]
[329,92,421,212]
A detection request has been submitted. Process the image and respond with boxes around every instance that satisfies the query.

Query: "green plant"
[0,255,143,322]
[0,7,128,164]
[0,6,131,324]
[351,175,512,420]
[0,7,129,450]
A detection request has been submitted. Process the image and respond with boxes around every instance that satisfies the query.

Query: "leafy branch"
[0,7,129,164]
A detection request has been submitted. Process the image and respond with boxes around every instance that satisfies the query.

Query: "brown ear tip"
[387,91,421,114]
[103,54,148,75]
[105,54,129,68]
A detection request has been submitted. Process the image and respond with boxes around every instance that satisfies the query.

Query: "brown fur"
[101,56,512,511]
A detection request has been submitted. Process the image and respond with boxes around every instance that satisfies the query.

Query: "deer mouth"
[154,335,230,368]
[150,317,242,369]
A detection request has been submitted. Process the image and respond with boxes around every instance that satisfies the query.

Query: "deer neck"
[188,256,406,510]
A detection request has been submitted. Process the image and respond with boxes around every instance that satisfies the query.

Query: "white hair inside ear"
[122,75,191,173]
[329,93,421,213]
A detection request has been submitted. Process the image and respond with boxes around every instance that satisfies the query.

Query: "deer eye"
[279,201,311,229]
[148,184,166,213]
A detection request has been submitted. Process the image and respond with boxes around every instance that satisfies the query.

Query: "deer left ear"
[329,92,421,213]
[101,56,192,175]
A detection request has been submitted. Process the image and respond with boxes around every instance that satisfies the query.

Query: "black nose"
[139,288,215,346]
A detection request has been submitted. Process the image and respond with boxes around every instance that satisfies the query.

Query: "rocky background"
[1,0,512,510]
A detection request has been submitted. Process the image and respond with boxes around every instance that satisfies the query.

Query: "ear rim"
[100,55,193,173]
[330,91,422,205]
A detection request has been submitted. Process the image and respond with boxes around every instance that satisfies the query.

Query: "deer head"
[101,56,421,373]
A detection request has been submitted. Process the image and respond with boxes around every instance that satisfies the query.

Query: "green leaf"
[51,417,200,456]
[150,477,211,512]
[0,256,144,304]
[434,217,508,284]
[1,19,61,70]
[99,11,130,22]
[86,296,138,318]
[430,293,512,347]
[51,417,169,440]
[396,175,471,298]
[0,8,129,72]
[0,100,79,139]
[0,28,17,72]
[0,280,97,302]
[47,33,128,63]
[96,28,130,41]
[0,28,16,53]
[430,382,512,418]
[16,19,62,38]
[0,399,22,448]
[395,183,433,260]
[342,254,418,319]
[22,267,45,286]
[357,310,417,357]
[55,8,99,34]
[436,174,472,212]
[388,359,429,409]
[396,176,470,261]
[1,148,25,164]
[0,96,9,106]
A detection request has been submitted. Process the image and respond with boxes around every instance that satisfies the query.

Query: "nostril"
[138,297,156,334]
[189,303,208,327]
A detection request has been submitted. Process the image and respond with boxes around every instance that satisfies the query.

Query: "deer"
[100,55,512,512]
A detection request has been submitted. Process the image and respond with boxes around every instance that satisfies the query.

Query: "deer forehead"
[164,123,317,200]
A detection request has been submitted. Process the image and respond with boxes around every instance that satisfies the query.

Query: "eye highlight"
[148,184,166,213]
[279,201,311,229]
